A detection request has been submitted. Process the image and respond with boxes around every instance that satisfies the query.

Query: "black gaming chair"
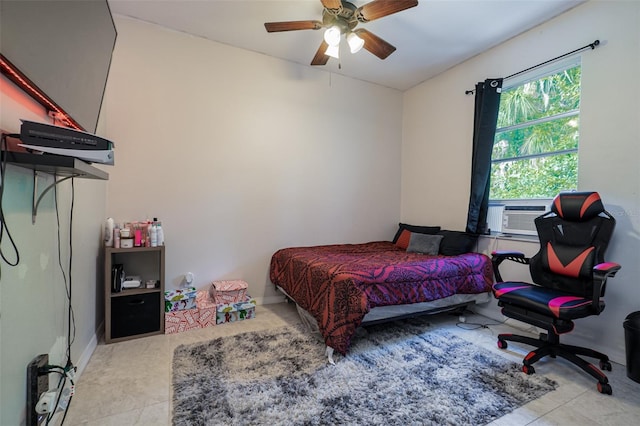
[492,192,621,394]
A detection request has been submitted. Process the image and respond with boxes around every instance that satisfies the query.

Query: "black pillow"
[437,230,478,256]
[392,223,441,243]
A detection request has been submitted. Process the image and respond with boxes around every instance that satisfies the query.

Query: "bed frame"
[276,285,491,363]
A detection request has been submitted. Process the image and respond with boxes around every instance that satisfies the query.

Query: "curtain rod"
[465,39,600,95]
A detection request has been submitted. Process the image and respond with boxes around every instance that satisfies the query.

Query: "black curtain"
[466,78,503,234]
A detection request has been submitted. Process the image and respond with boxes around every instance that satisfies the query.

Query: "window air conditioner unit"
[501,205,547,236]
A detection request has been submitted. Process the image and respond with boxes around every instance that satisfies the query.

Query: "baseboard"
[74,333,97,378]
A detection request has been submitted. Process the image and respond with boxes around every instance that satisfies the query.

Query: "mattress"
[270,241,493,354]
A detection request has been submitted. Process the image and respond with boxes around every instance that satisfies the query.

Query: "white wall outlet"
[185,272,194,285]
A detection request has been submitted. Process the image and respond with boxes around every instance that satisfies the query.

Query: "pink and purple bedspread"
[269,241,493,354]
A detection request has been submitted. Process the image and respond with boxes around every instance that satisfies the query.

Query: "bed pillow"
[392,223,441,244]
[394,229,412,250]
[407,233,444,255]
[437,230,478,256]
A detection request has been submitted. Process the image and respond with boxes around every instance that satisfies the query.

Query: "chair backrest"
[530,192,616,297]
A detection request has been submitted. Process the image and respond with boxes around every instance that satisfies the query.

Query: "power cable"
[0,133,21,278]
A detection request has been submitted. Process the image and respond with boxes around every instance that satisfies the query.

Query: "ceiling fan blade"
[321,0,343,11]
[354,29,396,60]
[311,40,330,66]
[264,20,322,32]
[356,0,419,22]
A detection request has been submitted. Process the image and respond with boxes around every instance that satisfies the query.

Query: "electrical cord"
[456,320,504,331]
[45,374,66,426]
[2,126,75,421]
[41,364,75,425]
[54,179,76,370]
[0,133,21,278]
[454,308,508,331]
[53,182,76,367]
[67,178,76,367]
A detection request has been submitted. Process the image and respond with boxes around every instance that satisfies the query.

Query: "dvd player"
[18,120,115,165]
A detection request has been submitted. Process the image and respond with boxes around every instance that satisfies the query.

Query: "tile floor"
[64,302,640,425]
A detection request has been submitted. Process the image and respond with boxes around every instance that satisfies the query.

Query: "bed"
[269,228,494,359]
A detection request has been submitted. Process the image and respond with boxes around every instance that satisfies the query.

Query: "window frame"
[489,56,582,202]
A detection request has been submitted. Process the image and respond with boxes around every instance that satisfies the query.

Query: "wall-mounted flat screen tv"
[0,0,117,133]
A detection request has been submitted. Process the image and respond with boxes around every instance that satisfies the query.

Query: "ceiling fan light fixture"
[325,43,340,59]
[323,26,341,46]
[347,32,364,54]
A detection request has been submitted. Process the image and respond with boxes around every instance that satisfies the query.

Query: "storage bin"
[165,308,201,335]
[216,295,256,325]
[196,290,217,328]
[164,287,197,312]
[165,291,219,334]
[209,280,248,304]
[111,292,161,339]
[624,311,640,383]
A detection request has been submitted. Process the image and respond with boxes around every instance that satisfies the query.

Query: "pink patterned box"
[195,290,217,328]
[164,308,201,334]
[165,291,219,334]
[209,280,248,304]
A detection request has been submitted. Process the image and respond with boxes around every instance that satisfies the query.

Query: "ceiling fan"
[264,0,419,65]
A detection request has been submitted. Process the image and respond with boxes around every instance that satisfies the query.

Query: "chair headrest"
[551,192,604,221]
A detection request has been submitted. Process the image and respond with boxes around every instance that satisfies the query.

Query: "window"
[489,61,581,200]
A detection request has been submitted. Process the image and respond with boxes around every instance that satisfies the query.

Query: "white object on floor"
[325,346,335,365]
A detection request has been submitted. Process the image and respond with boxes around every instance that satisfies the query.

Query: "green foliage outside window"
[490,65,581,199]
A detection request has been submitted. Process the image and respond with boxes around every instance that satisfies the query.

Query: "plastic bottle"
[114,225,121,248]
[146,220,152,247]
[133,221,142,247]
[104,218,114,247]
[150,221,158,247]
[156,221,164,246]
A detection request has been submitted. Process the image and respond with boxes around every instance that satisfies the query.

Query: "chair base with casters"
[495,300,613,394]
[491,192,621,395]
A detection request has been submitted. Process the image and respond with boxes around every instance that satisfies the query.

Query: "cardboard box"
[164,308,201,334]
[164,287,197,312]
[195,290,217,328]
[165,291,256,333]
[216,296,256,325]
[210,280,248,304]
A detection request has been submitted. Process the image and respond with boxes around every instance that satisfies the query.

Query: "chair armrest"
[591,262,621,313]
[593,262,621,278]
[491,251,530,282]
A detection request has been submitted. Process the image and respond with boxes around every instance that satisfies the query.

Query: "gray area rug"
[172,317,557,425]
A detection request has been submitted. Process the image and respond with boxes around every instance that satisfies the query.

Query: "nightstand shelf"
[104,245,165,343]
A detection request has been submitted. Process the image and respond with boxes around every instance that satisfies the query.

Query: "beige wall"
[1,14,403,423]
[3,2,638,423]
[402,0,640,364]
[100,16,404,304]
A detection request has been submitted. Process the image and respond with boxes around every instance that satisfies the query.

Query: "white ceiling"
[107,0,584,91]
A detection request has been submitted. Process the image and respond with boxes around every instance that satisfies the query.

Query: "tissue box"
[210,280,248,304]
[164,287,197,312]
[216,296,256,325]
